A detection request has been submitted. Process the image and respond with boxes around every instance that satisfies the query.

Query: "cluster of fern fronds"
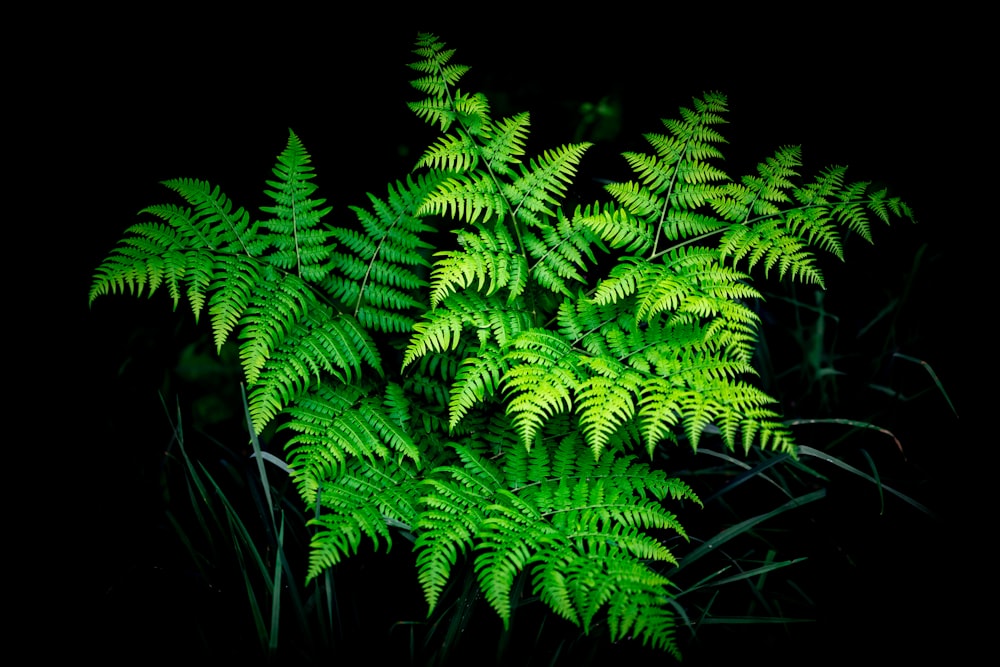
[90,33,913,657]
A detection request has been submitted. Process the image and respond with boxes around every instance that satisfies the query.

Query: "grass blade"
[671,490,826,575]
[798,445,931,515]
[893,353,959,418]
[679,557,808,595]
[269,512,285,655]
[859,449,885,515]
[242,383,277,530]
[786,417,904,455]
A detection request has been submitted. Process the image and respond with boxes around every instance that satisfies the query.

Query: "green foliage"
[90,32,916,659]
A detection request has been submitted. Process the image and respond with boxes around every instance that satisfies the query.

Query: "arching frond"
[576,202,654,253]
[326,173,440,334]
[284,382,421,487]
[305,456,422,580]
[504,142,592,228]
[501,330,582,448]
[448,342,507,430]
[429,225,528,307]
[403,293,533,367]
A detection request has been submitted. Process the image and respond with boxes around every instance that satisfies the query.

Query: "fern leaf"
[572,202,650,253]
[257,130,334,282]
[284,382,420,484]
[480,111,531,173]
[575,374,639,458]
[417,132,481,173]
[404,293,532,367]
[448,343,507,429]
[304,456,422,581]
[475,490,546,626]
[244,304,382,432]
[161,177,258,256]
[504,143,591,228]
[501,330,581,448]
[324,174,438,334]
[429,225,527,307]
[418,172,507,225]
[522,207,603,297]
[415,501,478,611]
[407,34,471,133]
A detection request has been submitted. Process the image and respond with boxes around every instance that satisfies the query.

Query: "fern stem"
[650,151,688,259]
[428,53,539,324]
[647,229,724,264]
[292,207,303,278]
[354,227,392,319]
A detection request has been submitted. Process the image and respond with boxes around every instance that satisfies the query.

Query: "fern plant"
[90,32,915,660]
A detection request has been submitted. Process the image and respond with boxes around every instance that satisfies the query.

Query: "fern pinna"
[90,32,913,658]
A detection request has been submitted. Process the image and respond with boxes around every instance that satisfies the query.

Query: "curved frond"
[501,330,582,448]
[429,225,528,307]
[327,173,440,334]
[404,293,533,367]
[305,456,422,581]
[504,143,592,228]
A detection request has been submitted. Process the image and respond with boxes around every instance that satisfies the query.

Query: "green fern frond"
[403,308,466,367]
[720,145,802,222]
[161,177,259,256]
[601,93,731,261]
[605,179,668,219]
[417,110,530,176]
[438,438,698,645]
[403,293,533,367]
[284,382,420,486]
[717,217,824,286]
[418,171,507,225]
[238,272,315,384]
[451,90,492,136]
[590,256,646,306]
[407,34,471,133]
[448,343,507,430]
[417,132,481,172]
[449,442,506,493]
[714,155,915,286]
[415,443,507,611]
[408,33,490,138]
[522,207,604,298]
[88,181,258,317]
[503,143,592,228]
[575,372,641,458]
[500,329,582,448]
[429,225,528,307]
[236,279,368,430]
[88,220,193,309]
[606,586,680,657]
[480,111,531,173]
[305,456,422,581]
[867,186,915,224]
[474,489,547,625]
[415,489,481,610]
[259,130,334,282]
[206,254,258,349]
[323,174,439,334]
[576,202,654,253]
